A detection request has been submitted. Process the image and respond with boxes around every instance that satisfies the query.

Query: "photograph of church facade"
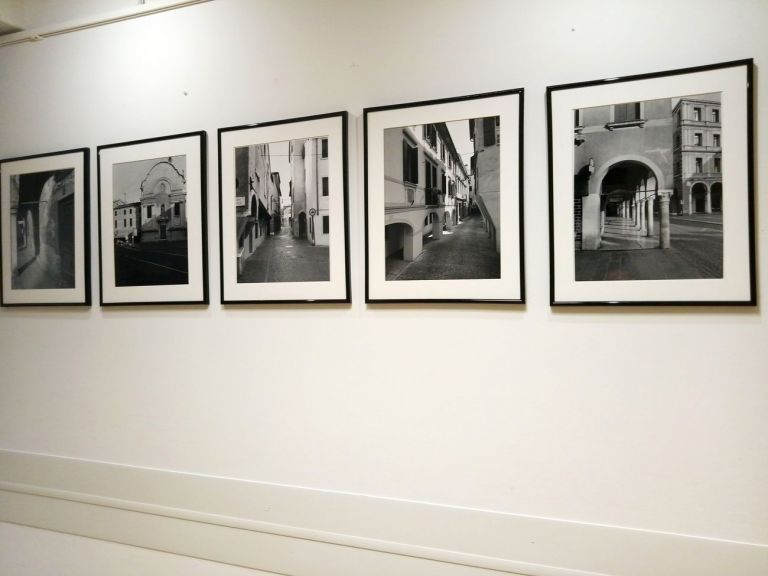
[9,168,76,289]
[383,116,498,281]
[234,137,330,284]
[112,155,189,286]
[573,93,723,282]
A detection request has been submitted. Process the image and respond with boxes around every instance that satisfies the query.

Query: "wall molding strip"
[0,0,212,48]
[1,450,766,576]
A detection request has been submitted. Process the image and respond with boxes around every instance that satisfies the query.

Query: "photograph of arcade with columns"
[383,116,500,281]
[234,136,330,283]
[573,93,723,281]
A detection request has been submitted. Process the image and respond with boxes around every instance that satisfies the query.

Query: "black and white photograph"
[1,149,90,306]
[112,155,189,287]
[573,93,723,282]
[365,90,524,302]
[10,169,76,289]
[383,117,500,282]
[218,112,349,303]
[98,132,208,305]
[548,59,755,305]
[233,137,329,284]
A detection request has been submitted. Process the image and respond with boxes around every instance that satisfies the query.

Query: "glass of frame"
[218,112,350,304]
[97,131,208,305]
[547,59,755,306]
[1,148,90,306]
[364,89,524,303]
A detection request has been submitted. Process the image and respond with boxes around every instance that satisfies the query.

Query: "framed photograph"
[1,148,90,306]
[548,59,755,306]
[218,112,350,303]
[97,131,208,305]
[364,89,524,303]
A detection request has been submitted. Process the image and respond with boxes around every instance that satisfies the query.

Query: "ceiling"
[0,0,158,37]
[0,0,24,35]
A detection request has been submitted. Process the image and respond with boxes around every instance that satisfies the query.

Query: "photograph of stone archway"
[573,93,723,282]
[10,168,76,290]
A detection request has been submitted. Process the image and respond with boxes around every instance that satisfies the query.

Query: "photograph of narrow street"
[235,137,330,284]
[383,116,500,281]
[9,168,76,290]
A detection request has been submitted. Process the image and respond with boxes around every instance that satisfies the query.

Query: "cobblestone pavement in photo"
[239,227,329,283]
[575,214,723,281]
[12,256,73,289]
[386,214,500,281]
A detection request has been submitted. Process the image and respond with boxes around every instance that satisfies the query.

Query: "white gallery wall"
[0,1,766,575]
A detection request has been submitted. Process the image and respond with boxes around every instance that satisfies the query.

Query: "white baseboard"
[0,450,765,576]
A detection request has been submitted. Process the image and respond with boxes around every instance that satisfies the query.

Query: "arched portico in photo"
[711,182,722,211]
[691,182,709,213]
[580,155,673,250]
[385,220,421,262]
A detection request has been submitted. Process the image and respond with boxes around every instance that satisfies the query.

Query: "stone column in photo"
[402,224,422,261]
[687,186,694,215]
[431,214,442,240]
[639,197,647,235]
[634,195,641,230]
[646,196,655,236]
[581,193,601,250]
[658,190,672,249]
[705,187,712,213]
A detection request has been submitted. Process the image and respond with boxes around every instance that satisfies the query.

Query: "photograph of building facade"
[112,155,189,286]
[235,143,277,274]
[672,96,723,215]
[9,168,76,289]
[234,137,330,284]
[113,201,140,244]
[572,93,723,282]
[383,117,497,281]
[470,116,501,252]
[289,137,330,248]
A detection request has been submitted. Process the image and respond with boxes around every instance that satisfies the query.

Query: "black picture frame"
[217,111,350,304]
[97,131,208,306]
[364,89,525,303]
[547,59,755,307]
[1,147,91,306]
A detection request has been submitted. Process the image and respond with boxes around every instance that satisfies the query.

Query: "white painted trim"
[0,0,212,48]
[0,450,766,576]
